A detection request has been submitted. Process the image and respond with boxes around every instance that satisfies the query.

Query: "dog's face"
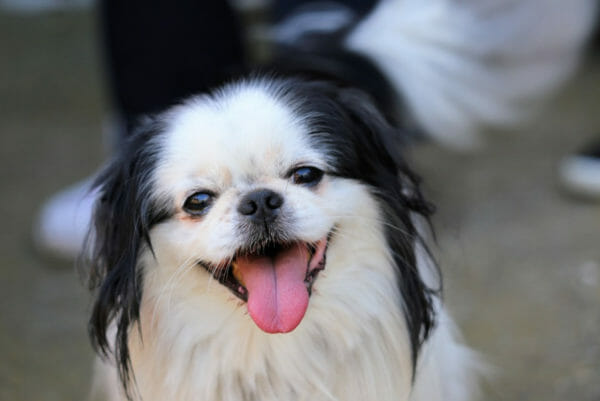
[87,78,435,390]
[151,85,356,333]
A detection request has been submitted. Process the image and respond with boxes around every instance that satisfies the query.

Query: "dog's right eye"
[183,192,214,216]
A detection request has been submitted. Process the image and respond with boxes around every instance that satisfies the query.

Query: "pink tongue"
[236,244,309,333]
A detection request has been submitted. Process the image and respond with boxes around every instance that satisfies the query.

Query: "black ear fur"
[283,80,438,367]
[85,117,169,397]
[334,87,439,366]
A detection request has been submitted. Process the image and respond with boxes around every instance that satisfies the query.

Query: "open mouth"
[198,236,329,333]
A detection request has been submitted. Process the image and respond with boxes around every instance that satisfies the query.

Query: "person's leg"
[101,0,245,136]
[34,1,246,259]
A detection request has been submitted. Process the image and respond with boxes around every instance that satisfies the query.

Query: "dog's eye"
[291,167,323,187]
[183,192,214,216]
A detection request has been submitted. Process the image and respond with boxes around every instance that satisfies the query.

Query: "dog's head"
[86,77,436,390]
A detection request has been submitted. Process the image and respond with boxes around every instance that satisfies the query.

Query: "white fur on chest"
[94,245,478,401]
[124,241,413,401]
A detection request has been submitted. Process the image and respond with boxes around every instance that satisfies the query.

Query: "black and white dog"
[86,1,596,400]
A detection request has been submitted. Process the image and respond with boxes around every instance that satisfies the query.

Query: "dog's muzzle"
[198,188,331,334]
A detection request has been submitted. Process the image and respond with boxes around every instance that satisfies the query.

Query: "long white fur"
[347,0,598,148]
[91,82,479,401]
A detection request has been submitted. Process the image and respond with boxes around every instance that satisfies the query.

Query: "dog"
[85,1,597,400]
[86,76,478,401]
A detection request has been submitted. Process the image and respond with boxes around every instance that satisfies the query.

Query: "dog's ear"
[332,87,439,367]
[84,117,168,394]
[332,86,433,216]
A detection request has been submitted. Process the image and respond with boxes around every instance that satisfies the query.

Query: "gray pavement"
[1,9,598,401]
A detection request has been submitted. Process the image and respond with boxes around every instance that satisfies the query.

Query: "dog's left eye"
[291,166,324,187]
[183,192,214,216]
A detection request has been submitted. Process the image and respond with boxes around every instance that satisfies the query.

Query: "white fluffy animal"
[87,78,478,401]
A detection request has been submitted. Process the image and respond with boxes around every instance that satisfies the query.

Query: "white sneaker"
[559,141,600,200]
[33,178,98,260]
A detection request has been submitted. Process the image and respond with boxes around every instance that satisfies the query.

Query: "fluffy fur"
[86,78,479,401]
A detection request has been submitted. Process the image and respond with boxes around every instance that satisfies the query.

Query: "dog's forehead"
[157,84,324,190]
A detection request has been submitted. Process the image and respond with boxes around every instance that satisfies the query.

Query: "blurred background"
[0,1,598,400]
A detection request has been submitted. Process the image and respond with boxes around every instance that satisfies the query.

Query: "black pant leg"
[100,0,246,134]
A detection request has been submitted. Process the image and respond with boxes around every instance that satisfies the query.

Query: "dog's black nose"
[238,189,284,222]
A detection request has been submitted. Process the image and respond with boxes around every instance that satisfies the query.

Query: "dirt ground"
[0,9,598,401]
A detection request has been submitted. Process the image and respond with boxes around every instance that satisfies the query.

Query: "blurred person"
[34,0,598,259]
